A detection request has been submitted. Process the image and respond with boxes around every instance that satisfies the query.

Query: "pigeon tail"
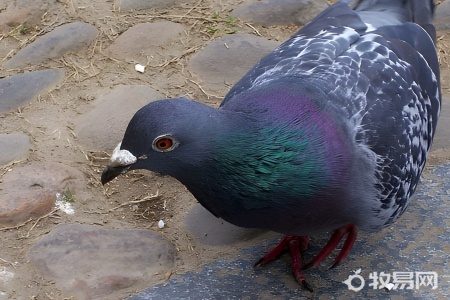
[354,0,436,40]
[354,0,409,27]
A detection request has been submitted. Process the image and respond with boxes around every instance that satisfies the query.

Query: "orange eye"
[155,138,173,150]
[152,135,179,152]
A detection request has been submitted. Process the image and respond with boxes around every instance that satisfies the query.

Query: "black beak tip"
[101,166,112,185]
[101,166,121,185]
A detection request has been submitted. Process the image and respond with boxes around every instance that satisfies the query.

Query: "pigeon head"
[101,97,230,185]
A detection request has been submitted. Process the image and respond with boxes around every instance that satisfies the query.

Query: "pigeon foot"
[303,224,357,270]
[254,225,357,290]
[254,235,312,291]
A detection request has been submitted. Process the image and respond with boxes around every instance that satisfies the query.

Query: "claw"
[301,279,314,292]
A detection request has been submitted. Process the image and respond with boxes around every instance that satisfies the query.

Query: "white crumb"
[158,220,165,229]
[135,64,145,73]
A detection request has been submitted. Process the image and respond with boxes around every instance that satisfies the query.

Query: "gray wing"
[354,23,440,227]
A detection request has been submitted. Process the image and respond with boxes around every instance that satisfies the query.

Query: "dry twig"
[188,79,221,99]
[0,218,33,232]
[26,208,59,237]
[154,45,201,68]
[246,23,262,36]
[108,191,160,212]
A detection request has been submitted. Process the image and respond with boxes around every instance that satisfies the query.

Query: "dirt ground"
[1,0,450,299]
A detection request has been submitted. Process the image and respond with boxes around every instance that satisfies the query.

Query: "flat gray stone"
[4,22,98,69]
[106,22,185,60]
[116,0,194,12]
[232,0,328,27]
[0,162,85,225]
[0,133,30,166]
[0,69,65,114]
[188,34,280,95]
[435,0,450,31]
[28,224,175,300]
[74,85,163,151]
[184,203,267,246]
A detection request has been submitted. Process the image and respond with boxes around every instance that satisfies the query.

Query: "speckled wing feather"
[222,2,368,105]
[221,1,441,229]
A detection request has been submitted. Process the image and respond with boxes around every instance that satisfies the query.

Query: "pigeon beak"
[101,142,138,185]
[101,164,132,185]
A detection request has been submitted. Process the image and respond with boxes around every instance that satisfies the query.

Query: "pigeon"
[101,0,441,290]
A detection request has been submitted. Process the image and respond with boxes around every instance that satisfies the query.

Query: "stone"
[0,69,65,114]
[435,0,450,31]
[106,22,185,60]
[74,85,163,151]
[432,98,450,150]
[0,162,85,225]
[232,0,328,27]
[187,34,280,95]
[3,22,98,69]
[116,0,194,12]
[0,133,30,166]
[184,203,266,246]
[0,0,59,33]
[28,224,175,299]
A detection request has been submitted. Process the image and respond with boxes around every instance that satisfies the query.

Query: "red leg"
[303,224,357,270]
[254,235,309,266]
[255,236,313,291]
[288,238,313,291]
[254,236,293,267]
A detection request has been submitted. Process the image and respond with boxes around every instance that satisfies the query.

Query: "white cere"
[109,142,137,167]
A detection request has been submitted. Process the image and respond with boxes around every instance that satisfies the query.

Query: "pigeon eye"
[152,135,179,152]
[156,138,172,150]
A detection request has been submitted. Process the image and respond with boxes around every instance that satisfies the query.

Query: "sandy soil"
[0,0,449,299]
